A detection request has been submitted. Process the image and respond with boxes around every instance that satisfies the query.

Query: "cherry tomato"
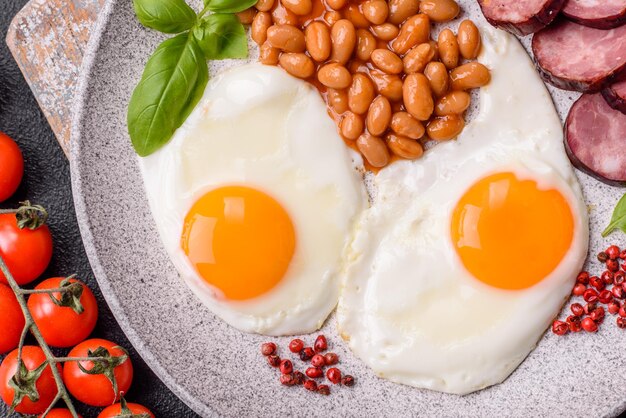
[98,402,155,418]
[0,346,61,414]
[0,132,23,202]
[0,213,53,285]
[63,339,133,406]
[0,283,24,354]
[28,277,98,348]
[40,409,83,418]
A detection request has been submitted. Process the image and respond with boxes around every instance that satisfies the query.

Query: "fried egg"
[140,64,366,335]
[337,27,589,394]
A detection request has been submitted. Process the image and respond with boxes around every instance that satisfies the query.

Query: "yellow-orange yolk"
[451,172,574,290]
[181,186,296,300]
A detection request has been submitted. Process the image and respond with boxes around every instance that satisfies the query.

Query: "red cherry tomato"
[63,339,133,406]
[28,277,98,348]
[40,409,83,418]
[0,283,24,354]
[0,346,61,415]
[0,213,53,285]
[98,402,155,418]
[0,132,23,202]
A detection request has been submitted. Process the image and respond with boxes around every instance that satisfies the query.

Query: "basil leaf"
[133,0,197,34]
[203,0,258,14]
[193,14,248,59]
[127,33,208,156]
[602,193,626,237]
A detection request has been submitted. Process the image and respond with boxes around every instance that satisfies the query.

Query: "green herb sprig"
[128,0,255,156]
[602,193,626,237]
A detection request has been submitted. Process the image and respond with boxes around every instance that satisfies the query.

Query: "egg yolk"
[451,172,574,290]
[181,186,296,300]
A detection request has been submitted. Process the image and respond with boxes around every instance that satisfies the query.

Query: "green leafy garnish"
[128,0,250,156]
[602,193,626,237]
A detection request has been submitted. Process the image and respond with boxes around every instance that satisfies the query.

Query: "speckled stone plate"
[70,0,626,416]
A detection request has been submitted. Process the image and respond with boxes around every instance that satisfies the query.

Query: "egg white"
[140,64,367,336]
[337,27,589,395]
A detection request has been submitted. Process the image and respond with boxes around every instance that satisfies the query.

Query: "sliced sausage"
[562,0,626,29]
[565,93,626,186]
[532,20,626,93]
[476,0,566,36]
[602,80,626,114]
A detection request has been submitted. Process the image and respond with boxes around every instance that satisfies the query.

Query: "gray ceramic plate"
[70,0,626,416]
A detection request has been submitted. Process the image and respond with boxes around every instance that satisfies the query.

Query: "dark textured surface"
[0,1,198,417]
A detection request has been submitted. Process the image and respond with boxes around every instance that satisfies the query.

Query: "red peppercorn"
[552,320,568,336]
[303,380,318,391]
[280,373,294,386]
[601,271,614,285]
[324,352,339,366]
[261,342,277,356]
[590,276,605,291]
[576,271,590,284]
[612,286,624,300]
[581,317,598,332]
[607,259,620,272]
[615,271,626,286]
[572,283,587,296]
[568,317,582,333]
[280,359,293,375]
[617,317,626,329]
[599,289,613,304]
[314,335,328,352]
[341,375,355,386]
[623,282,626,293]
[267,354,281,367]
[619,305,626,318]
[622,263,626,272]
[571,303,584,317]
[306,367,323,378]
[318,384,330,395]
[299,347,314,361]
[292,371,305,385]
[289,339,304,353]
[583,288,599,303]
[608,301,621,315]
[606,245,620,260]
[591,307,605,323]
[311,354,325,368]
[584,301,597,315]
[598,251,609,262]
[620,250,626,260]
[326,367,342,384]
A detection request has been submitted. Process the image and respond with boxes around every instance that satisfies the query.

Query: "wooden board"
[5,0,104,157]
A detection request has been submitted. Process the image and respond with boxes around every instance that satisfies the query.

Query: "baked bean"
[305,22,331,61]
[260,42,280,65]
[324,11,342,25]
[251,12,272,45]
[371,49,403,74]
[356,134,390,167]
[344,5,370,28]
[369,71,403,101]
[272,7,299,25]
[267,25,306,52]
[419,0,460,23]
[236,8,256,24]
[326,0,347,11]
[403,43,435,74]
[281,0,312,15]
[388,0,420,25]
[391,14,430,55]
[255,0,275,12]
[362,0,389,25]
[426,114,464,140]
[438,28,459,69]
[458,20,481,60]
[348,60,368,74]
[370,23,399,41]
[402,73,434,121]
[327,88,349,113]
[429,40,440,61]
[330,20,357,64]
[279,53,315,78]
[349,73,376,114]
[356,29,376,61]
[340,112,364,139]
[386,133,424,159]
[424,61,449,97]
[450,62,491,90]
[318,63,352,88]
[434,91,470,115]
[390,111,425,139]
[366,96,392,136]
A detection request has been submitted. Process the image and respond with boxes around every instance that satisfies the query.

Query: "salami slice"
[602,80,626,114]
[476,0,566,36]
[562,0,626,29]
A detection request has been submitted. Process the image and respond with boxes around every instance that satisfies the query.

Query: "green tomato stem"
[19,287,75,295]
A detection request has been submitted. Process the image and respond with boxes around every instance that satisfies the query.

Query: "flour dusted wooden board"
[6,0,104,156]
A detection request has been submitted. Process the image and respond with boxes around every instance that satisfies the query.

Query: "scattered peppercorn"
[289,339,304,353]
[306,366,323,379]
[341,375,355,387]
[590,276,605,291]
[314,335,328,352]
[598,251,609,263]
[571,303,584,317]
[606,245,620,260]
[572,283,586,296]
[311,354,325,368]
[261,342,277,356]
[280,359,293,375]
[292,371,305,385]
[608,301,621,315]
[607,259,620,272]
[280,373,294,386]
[318,384,331,395]
[618,317,626,329]
[552,320,568,336]
[581,317,598,332]
[583,288,599,303]
[299,347,315,361]
[327,367,342,384]
[576,271,590,284]
[324,352,339,366]
[267,354,281,367]
[303,380,318,391]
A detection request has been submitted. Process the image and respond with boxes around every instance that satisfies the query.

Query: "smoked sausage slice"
[602,80,626,114]
[476,0,566,36]
[562,0,626,29]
